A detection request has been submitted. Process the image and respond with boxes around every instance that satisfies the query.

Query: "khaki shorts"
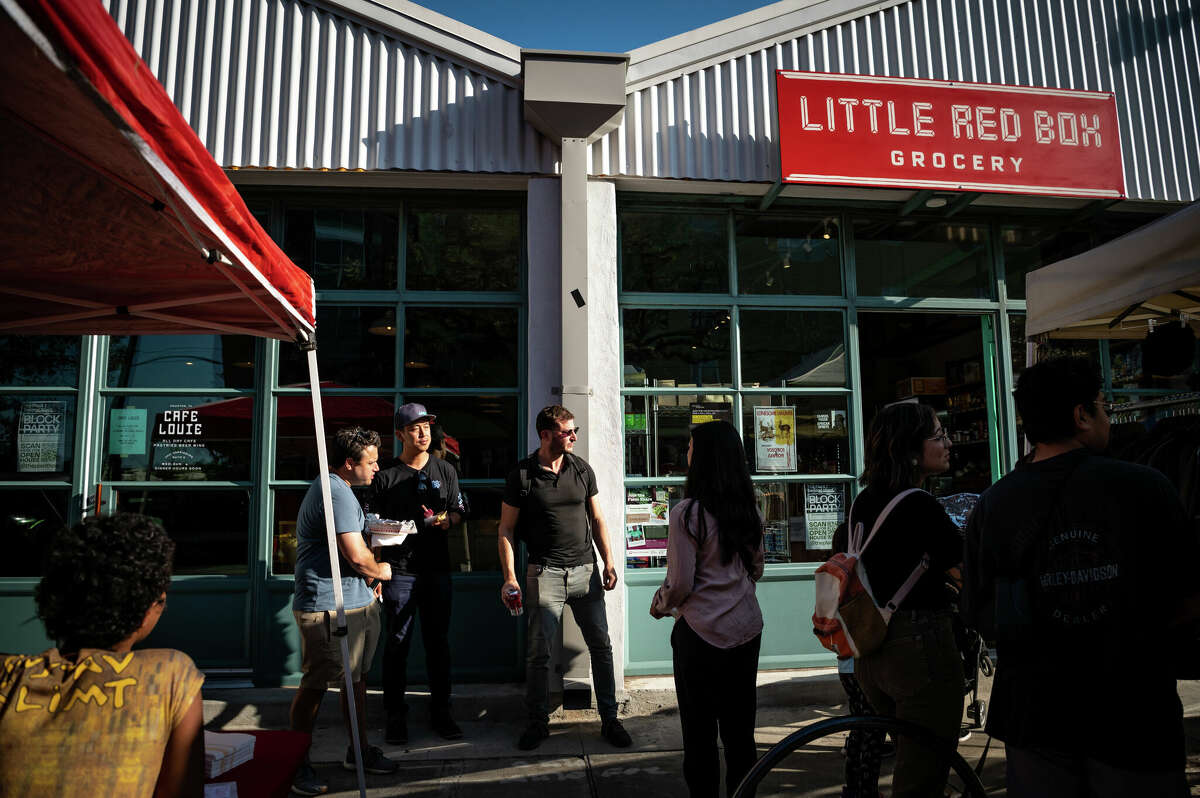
[294,601,381,690]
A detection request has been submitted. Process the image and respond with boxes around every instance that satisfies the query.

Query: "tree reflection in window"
[621,212,727,293]
[0,336,79,386]
[284,208,399,290]
[406,210,520,291]
[108,336,255,389]
[623,309,732,387]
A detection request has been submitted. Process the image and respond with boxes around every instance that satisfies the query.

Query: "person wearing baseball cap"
[364,403,466,744]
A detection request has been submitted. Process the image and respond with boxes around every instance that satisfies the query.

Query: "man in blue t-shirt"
[289,426,397,796]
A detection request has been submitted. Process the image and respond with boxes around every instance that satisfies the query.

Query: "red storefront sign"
[776,71,1125,198]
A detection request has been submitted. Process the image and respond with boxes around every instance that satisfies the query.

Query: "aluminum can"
[505,587,523,617]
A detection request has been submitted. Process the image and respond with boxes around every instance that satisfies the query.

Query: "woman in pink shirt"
[651,420,765,798]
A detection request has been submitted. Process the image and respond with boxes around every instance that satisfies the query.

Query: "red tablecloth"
[205,730,311,798]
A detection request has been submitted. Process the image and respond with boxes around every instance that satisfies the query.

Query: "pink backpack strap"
[849,488,922,556]
[882,553,931,616]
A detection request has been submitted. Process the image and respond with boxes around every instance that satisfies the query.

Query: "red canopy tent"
[0,1,367,792]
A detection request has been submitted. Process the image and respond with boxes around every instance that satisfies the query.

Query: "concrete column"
[586,179,624,694]
[524,172,625,706]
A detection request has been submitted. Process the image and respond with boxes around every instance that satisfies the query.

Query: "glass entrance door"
[856,313,1002,496]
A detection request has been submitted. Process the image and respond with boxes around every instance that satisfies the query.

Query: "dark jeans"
[671,617,762,798]
[1006,745,1188,798]
[839,672,884,797]
[525,562,617,724]
[381,572,452,719]
[856,610,964,798]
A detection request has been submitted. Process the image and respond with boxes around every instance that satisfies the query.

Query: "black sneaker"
[432,712,463,740]
[601,718,632,748]
[517,721,549,750]
[291,761,328,795]
[342,745,399,775]
[385,715,408,745]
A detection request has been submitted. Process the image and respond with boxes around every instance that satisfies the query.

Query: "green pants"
[856,610,964,798]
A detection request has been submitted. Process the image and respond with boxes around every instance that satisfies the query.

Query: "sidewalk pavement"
[203,672,1200,797]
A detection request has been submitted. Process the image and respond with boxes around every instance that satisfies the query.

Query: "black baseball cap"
[395,402,436,429]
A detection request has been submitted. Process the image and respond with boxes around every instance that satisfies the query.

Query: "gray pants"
[524,562,617,724]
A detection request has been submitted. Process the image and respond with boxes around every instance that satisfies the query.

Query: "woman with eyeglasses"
[841,402,966,798]
[650,420,764,798]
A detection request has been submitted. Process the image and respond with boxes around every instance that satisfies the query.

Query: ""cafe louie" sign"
[776,71,1124,198]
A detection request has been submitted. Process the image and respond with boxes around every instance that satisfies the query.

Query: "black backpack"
[511,452,594,549]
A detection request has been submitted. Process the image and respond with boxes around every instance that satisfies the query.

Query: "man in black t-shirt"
[497,405,631,751]
[364,403,465,744]
[964,357,1200,796]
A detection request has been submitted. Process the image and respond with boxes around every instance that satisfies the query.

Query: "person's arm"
[445,467,464,526]
[749,533,765,582]
[498,501,521,606]
[961,502,994,642]
[650,503,696,618]
[588,495,618,591]
[338,529,392,581]
[152,694,204,798]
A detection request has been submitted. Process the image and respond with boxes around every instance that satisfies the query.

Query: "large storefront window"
[407,209,520,291]
[735,215,841,296]
[620,211,728,293]
[623,309,733,388]
[0,336,80,578]
[0,489,71,577]
[284,208,399,290]
[620,209,854,571]
[1001,211,1166,301]
[269,198,524,577]
[108,335,255,389]
[739,310,845,387]
[99,335,258,576]
[854,219,992,299]
[113,489,251,575]
[277,306,395,387]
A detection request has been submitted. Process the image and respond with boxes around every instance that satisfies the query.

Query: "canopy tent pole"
[302,334,368,798]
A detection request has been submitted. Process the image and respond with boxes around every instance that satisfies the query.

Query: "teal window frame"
[618,199,1033,568]
[248,190,529,586]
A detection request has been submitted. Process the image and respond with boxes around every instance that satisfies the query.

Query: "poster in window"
[109,407,147,456]
[626,489,669,568]
[17,400,65,472]
[151,405,207,474]
[804,483,844,550]
[690,402,731,426]
[754,406,797,472]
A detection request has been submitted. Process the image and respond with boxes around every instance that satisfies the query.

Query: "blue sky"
[420,0,772,52]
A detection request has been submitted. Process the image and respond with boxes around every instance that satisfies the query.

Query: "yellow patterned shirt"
[0,647,204,797]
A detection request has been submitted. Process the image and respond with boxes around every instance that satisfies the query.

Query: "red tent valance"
[0,0,314,340]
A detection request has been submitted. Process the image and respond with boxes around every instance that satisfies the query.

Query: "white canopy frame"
[1025,200,1200,343]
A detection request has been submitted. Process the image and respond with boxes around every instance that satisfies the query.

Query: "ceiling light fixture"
[368,310,397,336]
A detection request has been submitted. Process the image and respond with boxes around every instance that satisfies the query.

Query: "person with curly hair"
[0,513,204,798]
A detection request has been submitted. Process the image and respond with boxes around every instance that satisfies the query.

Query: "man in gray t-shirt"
[293,471,377,613]
[288,427,397,795]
